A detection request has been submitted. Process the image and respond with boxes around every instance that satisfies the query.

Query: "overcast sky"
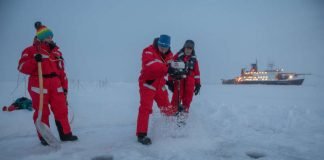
[0,0,323,84]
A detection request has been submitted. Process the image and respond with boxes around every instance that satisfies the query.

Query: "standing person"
[17,22,77,146]
[136,34,176,145]
[167,40,201,116]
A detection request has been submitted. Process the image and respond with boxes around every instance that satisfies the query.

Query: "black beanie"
[184,40,195,49]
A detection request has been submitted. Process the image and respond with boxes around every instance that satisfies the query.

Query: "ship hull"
[222,79,304,85]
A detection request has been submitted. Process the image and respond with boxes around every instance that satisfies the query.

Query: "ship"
[222,62,310,85]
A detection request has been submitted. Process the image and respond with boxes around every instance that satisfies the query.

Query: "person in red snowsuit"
[136,35,176,145]
[17,22,77,146]
[167,40,201,113]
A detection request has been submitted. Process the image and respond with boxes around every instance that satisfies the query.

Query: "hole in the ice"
[91,155,114,160]
[246,151,266,159]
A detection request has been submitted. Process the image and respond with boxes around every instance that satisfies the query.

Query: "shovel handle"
[37,62,44,118]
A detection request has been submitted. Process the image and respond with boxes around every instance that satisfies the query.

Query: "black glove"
[63,88,68,96]
[167,66,174,75]
[34,54,42,62]
[194,84,201,95]
[145,80,155,85]
[166,80,174,92]
[48,41,57,50]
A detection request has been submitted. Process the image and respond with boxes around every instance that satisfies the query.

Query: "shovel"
[35,61,61,149]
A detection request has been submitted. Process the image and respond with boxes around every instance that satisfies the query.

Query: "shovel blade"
[35,120,61,149]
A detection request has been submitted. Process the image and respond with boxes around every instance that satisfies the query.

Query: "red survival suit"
[170,51,201,112]
[18,39,72,138]
[136,41,175,136]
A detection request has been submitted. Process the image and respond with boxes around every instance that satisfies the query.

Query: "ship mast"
[250,59,258,72]
[268,63,274,71]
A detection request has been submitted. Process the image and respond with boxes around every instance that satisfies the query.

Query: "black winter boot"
[55,120,78,141]
[137,133,152,145]
[60,132,78,141]
[39,137,49,146]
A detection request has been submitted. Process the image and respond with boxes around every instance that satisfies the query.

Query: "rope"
[10,73,22,99]
[68,104,74,124]
[24,75,27,97]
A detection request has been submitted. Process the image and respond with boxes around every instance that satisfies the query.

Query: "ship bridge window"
[277,74,290,80]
